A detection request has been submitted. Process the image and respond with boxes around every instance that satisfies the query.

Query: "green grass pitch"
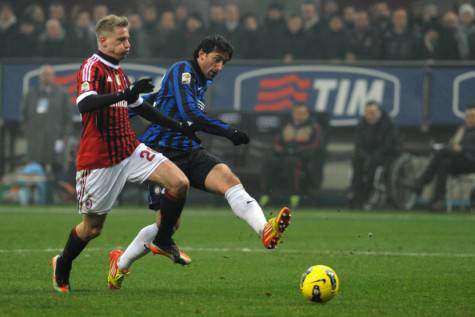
[0,205,474,317]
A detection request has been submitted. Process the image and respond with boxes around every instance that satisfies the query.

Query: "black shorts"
[148,148,223,210]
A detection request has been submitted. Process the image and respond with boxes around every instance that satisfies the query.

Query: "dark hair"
[187,12,203,23]
[466,104,475,110]
[365,100,381,108]
[241,12,258,23]
[193,34,234,60]
[268,2,284,11]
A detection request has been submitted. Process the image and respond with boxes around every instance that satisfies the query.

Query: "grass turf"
[0,205,474,317]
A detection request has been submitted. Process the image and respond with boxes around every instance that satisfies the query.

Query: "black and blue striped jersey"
[138,60,232,152]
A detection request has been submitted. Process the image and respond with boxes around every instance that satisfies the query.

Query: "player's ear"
[98,35,107,47]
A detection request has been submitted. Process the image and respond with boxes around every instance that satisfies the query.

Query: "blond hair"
[95,14,128,39]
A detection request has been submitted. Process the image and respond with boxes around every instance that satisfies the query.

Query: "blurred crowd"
[2,1,475,61]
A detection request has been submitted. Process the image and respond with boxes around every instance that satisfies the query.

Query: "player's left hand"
[179,121,201,144]
[124,78,155,103]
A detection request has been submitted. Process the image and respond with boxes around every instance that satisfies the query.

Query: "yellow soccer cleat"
[107,249,129,289]
[262,207,292,249]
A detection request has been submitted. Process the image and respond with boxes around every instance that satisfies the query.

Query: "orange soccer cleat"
[262,207,292,249]
[148,239,191,265]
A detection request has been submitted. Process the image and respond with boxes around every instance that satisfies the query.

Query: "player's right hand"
[124,78,155,104]
[179,121,201,144]
[228,129,250,146]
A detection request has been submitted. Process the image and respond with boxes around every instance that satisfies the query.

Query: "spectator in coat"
[37,18,67,57]
[404,104,475,211]
[282,15,308,62]
[347,10,381,60]
[260,104,323,208]
[21,65,73,203]
[381,8,420,60]
[348,101,400,208]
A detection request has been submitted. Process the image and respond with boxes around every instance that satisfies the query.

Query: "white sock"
[117,223,157,271]
[225,184,267,236]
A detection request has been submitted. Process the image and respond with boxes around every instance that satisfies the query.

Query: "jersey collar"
[95,51,120,69]
[190,59,208,85]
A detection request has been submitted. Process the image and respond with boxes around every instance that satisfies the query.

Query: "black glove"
[178,121,201,144]
[228,129,250,146]
[124,78,154,104]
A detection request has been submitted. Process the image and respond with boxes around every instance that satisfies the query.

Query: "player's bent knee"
[169,176,190,198]
[215,164,240,183]
[221,169,240,187]
[205,164,241,195]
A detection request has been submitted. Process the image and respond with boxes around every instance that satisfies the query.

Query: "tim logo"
[233,66,400,126]
[23,63,167,105]
[453,71,475,119]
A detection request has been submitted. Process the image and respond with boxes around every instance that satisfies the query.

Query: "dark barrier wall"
[213,65,425,126]
[429,67,475,124]
[2,61,474,126]
[1,62,167,121]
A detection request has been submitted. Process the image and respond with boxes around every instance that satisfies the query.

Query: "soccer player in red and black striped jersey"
[51,15,197,293]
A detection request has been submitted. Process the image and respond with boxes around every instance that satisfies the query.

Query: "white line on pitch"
[0,208,474,222]
[0,246,474,258]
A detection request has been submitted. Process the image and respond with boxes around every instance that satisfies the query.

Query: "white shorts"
[76,143,167,214]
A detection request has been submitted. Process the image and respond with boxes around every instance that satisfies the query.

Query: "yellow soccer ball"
[300,265,340,303]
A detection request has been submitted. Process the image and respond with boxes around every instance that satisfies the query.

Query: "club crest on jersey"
[81,81,90,92]
[181,72,192,85]
[85,198,93,209]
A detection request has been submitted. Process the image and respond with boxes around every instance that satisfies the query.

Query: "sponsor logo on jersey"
[85,198,93,209]
[181,72,192,85]
[233,66,400,126]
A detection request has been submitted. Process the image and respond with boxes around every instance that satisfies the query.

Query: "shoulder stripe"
[81,55,99,82]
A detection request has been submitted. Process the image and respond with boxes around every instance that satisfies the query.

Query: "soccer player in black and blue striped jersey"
[107,35,291,288]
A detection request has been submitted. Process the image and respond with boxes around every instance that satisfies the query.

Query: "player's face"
[39,66,55,86]
[364,105,382,125]
[99,26,130,60]
[464,108,475,128]
[198,50,229,79]
[292,106,309,125]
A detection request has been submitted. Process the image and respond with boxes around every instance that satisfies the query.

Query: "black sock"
[154,192,185,245]
[60,227,88,265]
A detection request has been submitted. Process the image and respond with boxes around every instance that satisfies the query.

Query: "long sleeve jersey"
[138,60,232,151]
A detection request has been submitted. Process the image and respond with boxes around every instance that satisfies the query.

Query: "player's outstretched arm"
[134,101,201,144]
[77,93,126,113]
[77,78,155,114]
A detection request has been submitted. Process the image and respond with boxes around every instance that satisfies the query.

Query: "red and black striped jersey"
[75,52,139,171]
